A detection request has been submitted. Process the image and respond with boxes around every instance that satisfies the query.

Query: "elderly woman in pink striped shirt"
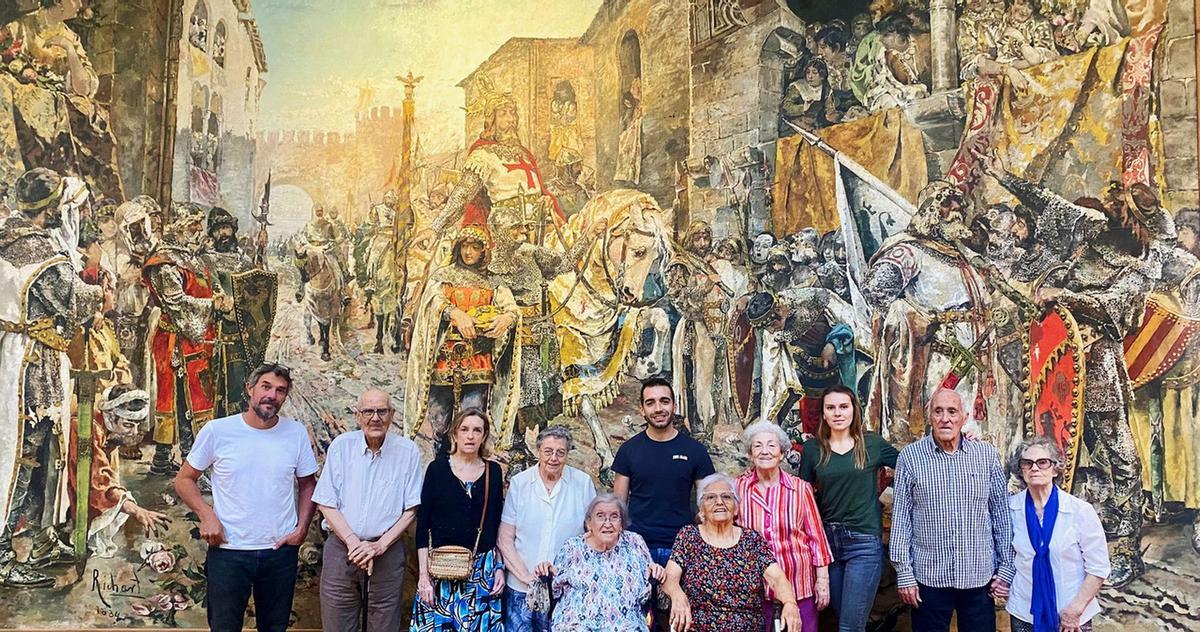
[736,421,832,631]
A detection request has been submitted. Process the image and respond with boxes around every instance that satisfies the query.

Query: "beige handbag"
[428,464,490,581]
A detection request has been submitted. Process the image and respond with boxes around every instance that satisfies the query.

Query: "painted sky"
[254,0,602,154]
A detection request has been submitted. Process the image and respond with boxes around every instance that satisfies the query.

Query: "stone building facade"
[171,0,267,220]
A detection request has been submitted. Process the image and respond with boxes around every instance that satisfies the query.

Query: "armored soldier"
[989,162,1163,586]
[486,205,605,466]
[0,168,104,586]
[140,204,231,475]
[200,208,254,418]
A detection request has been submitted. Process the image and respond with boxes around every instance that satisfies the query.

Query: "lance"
[72,323,112,558]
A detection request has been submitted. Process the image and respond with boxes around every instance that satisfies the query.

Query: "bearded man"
[142,203,232,475]
[424,81,562,238]
[201,208,254,418]
[0,167,104,587]
[404,226,519,455]
[864,180,1005,444]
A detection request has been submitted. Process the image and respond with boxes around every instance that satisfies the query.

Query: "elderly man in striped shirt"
[889,388,1015,632]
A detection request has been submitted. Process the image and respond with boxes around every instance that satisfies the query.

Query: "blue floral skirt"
[412,549,504,631]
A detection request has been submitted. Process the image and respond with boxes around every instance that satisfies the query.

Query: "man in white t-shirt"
[497,425,596,631]
[313,388,422,631]
[174,363,318,632]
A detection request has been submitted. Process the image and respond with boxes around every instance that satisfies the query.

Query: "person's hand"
[417,573,435,604]
[272,527,306,549]
[198,513,226,547]
[1058,602,1084,631]
[989,576,1010,599]
[347,540,384,570]
[489,568,505,597]
[820,342,837,369]
[964,427,982,442]
[1035,286,1062,308]
[484,313,515,338]
[588,218,609,239]
[449,308,476,339]
[534,561,557,579]
[413,228,436,250]
[815,573,831,610]
[899,585,921,607]
[213,294,234,313]
[780,601,803,631]
[101,283,115,314]
[669,594,692,631]
[121,500,171,537]
[647,563,665,583]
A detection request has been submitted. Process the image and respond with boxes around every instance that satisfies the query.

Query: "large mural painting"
[0,0,1196,628]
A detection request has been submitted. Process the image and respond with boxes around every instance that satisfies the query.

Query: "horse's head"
[572,189,673,307]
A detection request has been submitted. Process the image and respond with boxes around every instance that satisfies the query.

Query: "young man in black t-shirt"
[612,377,715,630]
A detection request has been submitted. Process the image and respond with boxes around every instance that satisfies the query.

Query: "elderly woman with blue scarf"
[1007,437,1110,632]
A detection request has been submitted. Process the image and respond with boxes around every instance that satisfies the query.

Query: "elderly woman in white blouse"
[1007,436,1110,632]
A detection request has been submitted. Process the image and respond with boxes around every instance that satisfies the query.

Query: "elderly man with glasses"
[497,425,596,631]
[313,388,423,632]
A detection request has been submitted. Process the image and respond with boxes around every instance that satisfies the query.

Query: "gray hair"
[583,493,630,530]
[1006,436,1066,489]
[535,425,573,451]
[925,387,965,419]
[695,473,741,508]
[742,422,791,456]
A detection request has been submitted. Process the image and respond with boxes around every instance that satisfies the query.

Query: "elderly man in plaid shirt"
[889,388,1015,631]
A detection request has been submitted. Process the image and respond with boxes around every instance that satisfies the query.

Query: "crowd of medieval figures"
[2,132,1200,593]
[776,0,1130,132]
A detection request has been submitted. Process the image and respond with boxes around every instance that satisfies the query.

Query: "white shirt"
[1006,489,1111,625]
[186,415,319,550]
[501,465,596,592]
[312,430,423,540]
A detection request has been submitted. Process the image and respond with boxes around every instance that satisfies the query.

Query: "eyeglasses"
[700,493,738,504]
[539,448,568,459]
[1019,458,1058,471]
[592,514,622,525]
[356,408,393,419]
[257,362,292,378]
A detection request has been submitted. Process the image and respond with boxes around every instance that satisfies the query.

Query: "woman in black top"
[413,408,505,631]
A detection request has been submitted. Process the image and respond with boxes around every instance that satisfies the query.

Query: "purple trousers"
[763,597,818,632]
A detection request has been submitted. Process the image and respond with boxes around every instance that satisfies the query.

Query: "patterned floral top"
[551,531,652,632]
[670,524,777,632]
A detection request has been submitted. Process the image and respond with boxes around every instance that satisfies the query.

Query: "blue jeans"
[910,584,995,632]
[648,547,672,632]
[205,545,299,632]
[824,524,884,632]
[505,587,552,632]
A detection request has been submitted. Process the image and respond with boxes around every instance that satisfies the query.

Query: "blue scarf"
[1025,487,1060,632]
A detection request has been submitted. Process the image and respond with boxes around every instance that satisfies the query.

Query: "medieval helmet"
[13,167,64,218]
[206,206,239,237]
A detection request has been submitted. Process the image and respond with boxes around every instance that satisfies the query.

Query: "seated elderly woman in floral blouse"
[549,493,665,631]
[663,474,803,632]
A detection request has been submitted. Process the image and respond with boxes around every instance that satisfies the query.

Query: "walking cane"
[360,561,370,631]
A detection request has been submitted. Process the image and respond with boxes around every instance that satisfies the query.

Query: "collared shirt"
[1007,489,1110,625]
[735,469,832,599]
[889,435,1015,589]
[312,430,423,540]
[501,464,596,592]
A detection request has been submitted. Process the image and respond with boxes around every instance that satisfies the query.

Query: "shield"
[1123,294,1200,390]
[1027,304,1087,491]
[727,305,757,425]
[231,268,279,369]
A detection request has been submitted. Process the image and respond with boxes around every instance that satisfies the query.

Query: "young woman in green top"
[798,385,899,632]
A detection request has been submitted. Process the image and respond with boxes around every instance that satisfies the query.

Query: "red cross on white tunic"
[504,154,540,189]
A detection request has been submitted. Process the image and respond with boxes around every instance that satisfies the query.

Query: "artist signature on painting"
[90,567,143,609]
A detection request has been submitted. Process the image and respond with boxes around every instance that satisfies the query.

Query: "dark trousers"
[320,534,407,632]
[909,583,995,632]
[205,545,300,632]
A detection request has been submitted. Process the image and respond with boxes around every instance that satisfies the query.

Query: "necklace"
[460,479,474,499]
[451,457,483,499]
